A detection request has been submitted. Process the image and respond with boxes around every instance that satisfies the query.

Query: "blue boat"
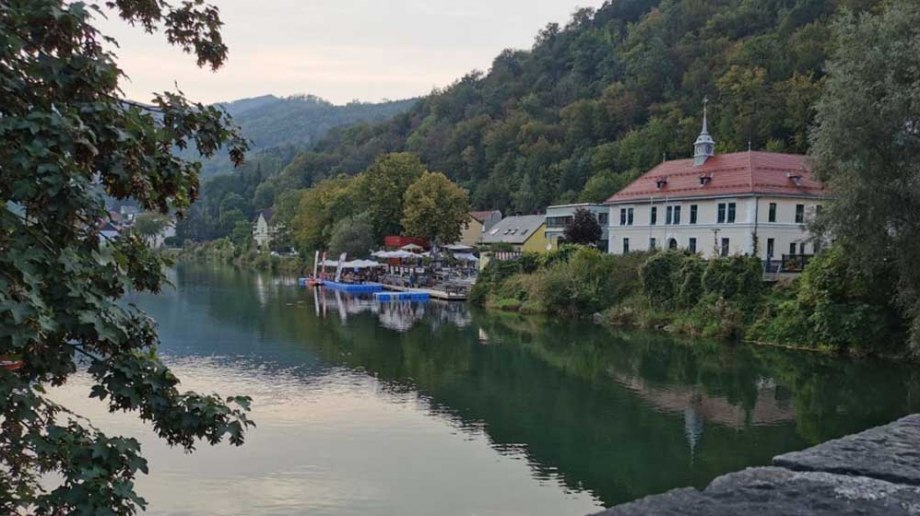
[374,291,430,302]
[323,281,385,293]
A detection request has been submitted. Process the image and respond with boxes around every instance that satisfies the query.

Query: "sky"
[96,0,604,105]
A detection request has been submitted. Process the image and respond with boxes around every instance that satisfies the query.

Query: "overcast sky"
[96,0,603,105]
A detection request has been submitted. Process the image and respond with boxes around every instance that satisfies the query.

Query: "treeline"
[178,153,471,257]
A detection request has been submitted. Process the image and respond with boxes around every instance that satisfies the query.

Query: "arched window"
[668,238,678,250]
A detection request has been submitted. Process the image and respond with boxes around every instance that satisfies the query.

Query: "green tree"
[133,212,170,238]
[354,153,425,240]
[810,0,919,354]
[328,212,375,258]
[290,176,357,252]
[401,172,471,244]
[0,2,252,513]
[230,220,253,248]
[563,208,602,246]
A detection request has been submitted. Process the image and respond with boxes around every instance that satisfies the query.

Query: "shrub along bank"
[471,246,907,358]
[177,239,307,275]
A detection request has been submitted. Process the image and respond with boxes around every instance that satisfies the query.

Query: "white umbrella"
[453,253,479,262]
[400,243,424,252]
[444,244,475,252]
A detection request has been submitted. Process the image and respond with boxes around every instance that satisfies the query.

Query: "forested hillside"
[180,0,884,244]
[190,94,417,176]
[267,0,880,213]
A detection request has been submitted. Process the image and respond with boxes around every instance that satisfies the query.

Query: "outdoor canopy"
[319,259,386,269]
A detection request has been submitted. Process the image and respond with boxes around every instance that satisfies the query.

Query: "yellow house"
[479,215,549,253]
[459,210,502,247]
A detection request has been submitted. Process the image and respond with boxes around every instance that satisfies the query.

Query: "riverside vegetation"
[471,245,905,359]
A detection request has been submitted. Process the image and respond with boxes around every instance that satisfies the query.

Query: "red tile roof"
[606,151,829,203]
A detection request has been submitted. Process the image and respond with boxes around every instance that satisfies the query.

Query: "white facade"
[606,196,823,260]
[545,203,610,249]
[252,212,274,248]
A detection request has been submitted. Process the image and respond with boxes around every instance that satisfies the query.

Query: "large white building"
[604,108,830,262]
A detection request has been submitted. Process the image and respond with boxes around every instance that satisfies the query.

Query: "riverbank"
[472,245,910,360]
[596,413,920,515]
[174,239,307,275]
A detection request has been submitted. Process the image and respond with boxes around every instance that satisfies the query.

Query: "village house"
[479,214,549,254]
[545,203,609,250]
[604,105,831,265]
[459,210,502,247]
[252,209,278,249]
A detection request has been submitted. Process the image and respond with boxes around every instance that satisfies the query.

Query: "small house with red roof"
[604,105,831,261]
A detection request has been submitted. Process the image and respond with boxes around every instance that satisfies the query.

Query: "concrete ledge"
[594,414,920,515]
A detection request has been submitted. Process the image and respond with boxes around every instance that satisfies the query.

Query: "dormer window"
[655,178,668,189]
[787,172,803,185]
[699,174,712,186]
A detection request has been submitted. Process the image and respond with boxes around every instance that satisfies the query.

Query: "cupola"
[693,98,715,166]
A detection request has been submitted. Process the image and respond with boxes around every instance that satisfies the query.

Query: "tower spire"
[693,97,715,166]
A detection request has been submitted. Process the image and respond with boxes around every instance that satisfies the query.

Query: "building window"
[623,238,630,254]
[665,206,672,225]
[620,208,626,226]
[721,238,730,257]
[690,205,698,224]
[768,202,777,223]
[717,203,726,223]
[799,242,806,255]
[789,242,797,256]
[546,216,572,228]
[727,202,736,223]
[598,212,608,225]
[795,204,805,224]
[627,208,634,225]
[668,238,678,250]
[767,238,775,258]
[673,206,681,225]
[649,237,656,250]
[689,237,697,253]
[650,207,657,225]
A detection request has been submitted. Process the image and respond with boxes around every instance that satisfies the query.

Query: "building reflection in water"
[310,287,472,332]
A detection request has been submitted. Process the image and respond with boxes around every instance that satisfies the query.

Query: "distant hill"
[195,94,417,176]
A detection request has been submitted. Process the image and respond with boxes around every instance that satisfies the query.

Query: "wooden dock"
[381,284,467,301]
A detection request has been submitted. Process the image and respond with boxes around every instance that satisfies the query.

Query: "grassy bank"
[471,246,907,359]
[176,239,308,275]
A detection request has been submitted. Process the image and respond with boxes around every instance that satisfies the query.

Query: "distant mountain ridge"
[196,94,417,176]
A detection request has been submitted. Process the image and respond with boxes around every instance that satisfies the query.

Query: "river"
[51,264,920,515]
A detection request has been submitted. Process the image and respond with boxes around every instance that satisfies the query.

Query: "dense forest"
[179,0,884,243]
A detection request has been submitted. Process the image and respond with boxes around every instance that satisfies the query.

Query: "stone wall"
[594,414,920,515]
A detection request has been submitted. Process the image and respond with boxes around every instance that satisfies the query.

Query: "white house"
[604,106,831,263]
[545,203,609,250]
[252,209,276,249]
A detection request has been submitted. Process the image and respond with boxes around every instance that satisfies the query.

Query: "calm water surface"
[52,264,920,515]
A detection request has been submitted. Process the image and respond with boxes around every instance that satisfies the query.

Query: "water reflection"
[111,264,920,511]
[311,287,472,332]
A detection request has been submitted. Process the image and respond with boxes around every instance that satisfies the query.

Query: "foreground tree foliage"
[810,0,920,355]
[563,208,602,246]
[0,1,252,513]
